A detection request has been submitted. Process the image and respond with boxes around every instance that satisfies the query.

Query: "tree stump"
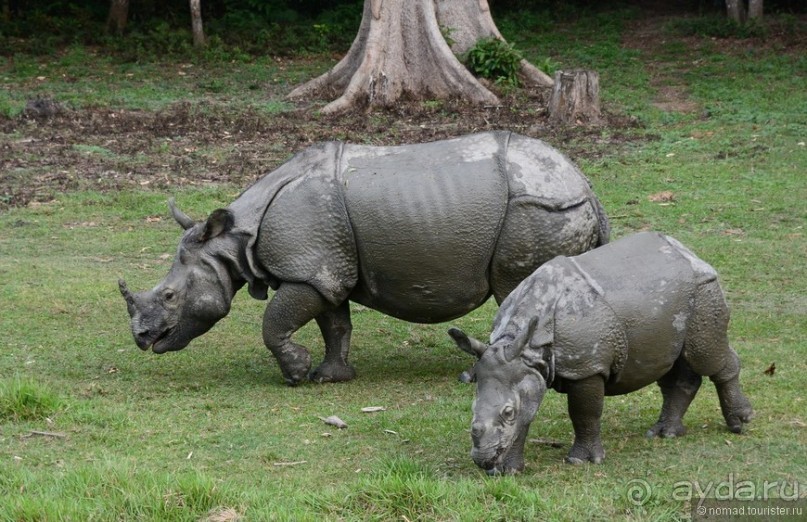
[548,69,601,125]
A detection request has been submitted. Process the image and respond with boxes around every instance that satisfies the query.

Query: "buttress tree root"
[287,0,500,114]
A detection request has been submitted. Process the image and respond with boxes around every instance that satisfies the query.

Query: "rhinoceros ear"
[519,315,555,385]
[504,317,539,362]
[529,313,554,349]
[522,345,555,386]
[200,209,234,242]
[448,327,488,359]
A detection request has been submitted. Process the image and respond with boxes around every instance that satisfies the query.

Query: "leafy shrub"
[537,56,561,76]
[464,37,524,87]
[0,377,63,421]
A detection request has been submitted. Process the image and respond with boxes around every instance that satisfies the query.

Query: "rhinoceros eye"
[164,289,176,302]
[502,405,516,423]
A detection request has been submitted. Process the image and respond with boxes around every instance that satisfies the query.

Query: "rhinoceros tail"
[592,196,611,246]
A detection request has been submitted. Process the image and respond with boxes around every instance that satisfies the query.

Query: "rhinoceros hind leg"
[646,357,702,438]
[682,281,753,433]
[710,348,754,433]
[565,375,606,464]
[263,283,331,386]
[309,301,356,383]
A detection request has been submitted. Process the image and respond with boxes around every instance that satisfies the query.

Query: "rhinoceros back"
[341,133,509,322]
[565,232,719,388]
[569,232,717,312]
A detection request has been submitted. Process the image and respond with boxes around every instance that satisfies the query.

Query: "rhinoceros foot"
[724,397,754,434]
[274,342,312,386]
[565,441,605,465]
[713,371,754,434]
[309,360,356,383]
[645,419,687,439]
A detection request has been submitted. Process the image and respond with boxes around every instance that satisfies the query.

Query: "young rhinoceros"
[119,131,610,385]
[449,232,753,475]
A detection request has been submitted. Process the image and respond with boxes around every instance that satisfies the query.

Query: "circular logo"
[626,478,653,506]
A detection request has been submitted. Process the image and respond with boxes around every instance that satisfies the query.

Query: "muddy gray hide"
[451,232,753,474]
[121,131,611,386]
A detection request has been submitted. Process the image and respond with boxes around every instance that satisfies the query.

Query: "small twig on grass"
[272,460,307,467]
[529,438,564,448]
[22,431,67,439]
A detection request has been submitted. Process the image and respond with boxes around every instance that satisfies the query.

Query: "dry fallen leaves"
[529,438,565,448]
[648,191,676,203]
[201,507,244,522]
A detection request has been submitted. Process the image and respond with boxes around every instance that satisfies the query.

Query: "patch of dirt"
[0,92,641,210]
[651,85,700,113]
[622,16,704,115]
[622,13,806,115]
[2,12,804,210]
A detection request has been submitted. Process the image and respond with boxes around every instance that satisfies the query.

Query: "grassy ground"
[1,9,805,522]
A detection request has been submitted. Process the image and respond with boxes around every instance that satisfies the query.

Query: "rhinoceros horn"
[118,278,143,319]
[118,278,135,306]
[168,198,195,230]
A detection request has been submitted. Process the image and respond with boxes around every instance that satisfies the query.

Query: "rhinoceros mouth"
[150,328,175,353]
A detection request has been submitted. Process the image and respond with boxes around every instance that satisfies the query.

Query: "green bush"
[464,37,524,87]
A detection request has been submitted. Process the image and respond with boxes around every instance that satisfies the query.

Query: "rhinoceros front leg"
[310,300,356,383]
[565,375,606,464]
[262,283,331,386]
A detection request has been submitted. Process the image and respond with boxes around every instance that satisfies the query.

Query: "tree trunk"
[747,0,763,20]
[548,70,600,125]
[726,0,747,24]
[287,0,499,114]
[435,0,553,88]
[190,0,206,47]
[106,0,129,35]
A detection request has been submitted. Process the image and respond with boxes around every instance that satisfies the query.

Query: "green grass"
[1,10,806,521]
[0,49,331,116]
[0,377,63,421]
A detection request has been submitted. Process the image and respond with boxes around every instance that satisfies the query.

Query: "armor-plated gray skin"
[119,131,610,385]
[449,232,753,475]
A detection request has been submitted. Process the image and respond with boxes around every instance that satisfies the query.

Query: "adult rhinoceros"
[119,131,610,385]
